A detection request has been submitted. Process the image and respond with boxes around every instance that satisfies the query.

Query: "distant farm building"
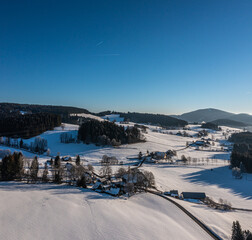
[170,190,179,198]
[101,114,124,123]
[151,150,176,161]
[191,140,211,147]
[181,192,206,200]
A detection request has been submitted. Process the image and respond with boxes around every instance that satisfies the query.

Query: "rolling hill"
[210,119,247,128]
[173,108,252,127]
[172,108,234,123]
[227,114,252,126]
[117,112,188,127]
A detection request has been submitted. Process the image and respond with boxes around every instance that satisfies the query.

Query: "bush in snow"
[116,167,127,178]
[30,137,48,154]
[76,176,87,188]
[100,165,112,178]
[232,167,242,179]
[143,170,155,187]
[60,132,76,143]
[181,155,188,164]
[101,155,118,165]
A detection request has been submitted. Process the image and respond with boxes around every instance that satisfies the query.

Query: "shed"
[181,192,206,200]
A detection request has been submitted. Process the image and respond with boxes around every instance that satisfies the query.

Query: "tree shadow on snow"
[0,182,113,199]
[183,166,252,200]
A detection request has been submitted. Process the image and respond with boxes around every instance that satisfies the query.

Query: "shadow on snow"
[182,166,252,200]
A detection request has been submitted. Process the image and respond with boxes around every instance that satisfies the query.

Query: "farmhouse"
[181,192,206,200]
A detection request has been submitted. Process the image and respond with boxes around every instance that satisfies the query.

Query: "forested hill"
[0,103,188,127]
[0,113,61,138]
[210,119,247,128]
[0,103,90,122]
[116,112,188,127]
[78,119,144,146]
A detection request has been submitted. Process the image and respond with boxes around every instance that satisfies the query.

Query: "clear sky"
[1,0,252,114]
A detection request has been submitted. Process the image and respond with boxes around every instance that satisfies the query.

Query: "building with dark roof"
[181,192,206,200]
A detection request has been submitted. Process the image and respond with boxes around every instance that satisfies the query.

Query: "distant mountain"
[227,114,252,126]
[172,108,252,127]
[173,108,234,123]
[210,119,248,128]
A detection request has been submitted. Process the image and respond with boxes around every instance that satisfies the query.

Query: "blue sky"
[1,0,252,114]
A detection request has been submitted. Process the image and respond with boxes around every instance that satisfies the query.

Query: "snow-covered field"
[0,182,212,240]
[0,123,251,239]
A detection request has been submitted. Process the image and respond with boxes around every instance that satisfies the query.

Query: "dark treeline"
[211,119,247,128]
[201,122,221,131]
[0,152,24,181]
[115,112,188,127]
[229,132,252,144]
[0,102,90,116]
[231,143,252,173]
[78,120,144,146]
[0,113,61,138]
[0,102,90,123]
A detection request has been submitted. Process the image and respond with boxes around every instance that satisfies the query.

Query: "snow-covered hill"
[0,182,212,240]
[0,123,251,239]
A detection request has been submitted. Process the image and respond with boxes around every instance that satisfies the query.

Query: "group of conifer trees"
[231,221,252,240]
[231,143,252,173]
[78,120,144,146]
[0,152,93,188]
[0,113,61,138]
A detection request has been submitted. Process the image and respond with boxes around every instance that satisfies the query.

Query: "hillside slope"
[173,108,252,126]
[117,112,188,127]
[0,182,212,240]
[210,119,247,128]
[227,114,252,126]
[173,108,234,123]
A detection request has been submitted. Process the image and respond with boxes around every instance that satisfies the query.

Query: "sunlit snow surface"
[0,123,251,239]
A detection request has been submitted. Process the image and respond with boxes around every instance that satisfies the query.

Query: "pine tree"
[76,155,80,166]
[53,166,63,184]
[14,152,24,180]
[30,156,39,183]
[231,221,244,240]
[54,155,61,168]
[42,163,49,183]
[244,230,252,240]
[19,139,23,148]
[76,175,87,188]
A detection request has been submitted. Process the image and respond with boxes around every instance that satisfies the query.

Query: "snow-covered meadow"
[0,122,251,239]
